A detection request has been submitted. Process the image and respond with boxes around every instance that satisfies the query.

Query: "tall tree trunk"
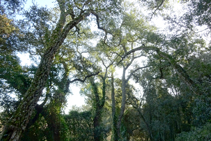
[111,72,118,141]
[136,107,153,140]
[93,107,102,141]
[117,68,126,139]
[90,68,107,141]
[0,13,90,141]
[42,106,62,141]
[90,78,103,141]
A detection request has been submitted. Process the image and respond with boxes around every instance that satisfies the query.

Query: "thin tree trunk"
[90,78,103,141]
[117,68,126,139]
[0,13,90,141]
[43,105,62,141]
[137,108,153,140]
[111,72,118,141]
[128,93,154,140]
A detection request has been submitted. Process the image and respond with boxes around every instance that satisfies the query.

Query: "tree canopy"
[0,0,211,140]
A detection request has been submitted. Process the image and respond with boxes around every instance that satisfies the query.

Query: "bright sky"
[24,0,56,9]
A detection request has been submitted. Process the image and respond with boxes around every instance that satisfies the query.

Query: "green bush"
[176,122,211,141]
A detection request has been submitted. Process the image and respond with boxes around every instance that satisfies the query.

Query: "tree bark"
[93,107,102,141]
[117,67,126,139]
[89,68,108,141]
[90,78,104,141]
[111,72,118,141]
[0,12,90,141]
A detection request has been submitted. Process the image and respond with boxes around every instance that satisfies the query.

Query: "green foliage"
[141,82,181,141]
[122,108,142,140]
[65,110,94,141]
[1,0,25,14]
[0,14,24,53]
[21,116,49,141]
[176,122,211,141]
[0,54,32,94]
[188,0,211,30]
[0,14,16,43]
[1,0,211,140]
[0,54,33,122]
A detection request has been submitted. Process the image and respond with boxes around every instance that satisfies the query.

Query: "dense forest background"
[0,0,211,140]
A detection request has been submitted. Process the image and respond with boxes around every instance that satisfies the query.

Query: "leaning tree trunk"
[0,12,90,140]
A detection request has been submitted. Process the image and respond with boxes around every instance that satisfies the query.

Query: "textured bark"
[1,12,90,141]
[23,62,70,140]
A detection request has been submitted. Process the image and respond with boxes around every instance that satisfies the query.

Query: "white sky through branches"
[17,0,185,114]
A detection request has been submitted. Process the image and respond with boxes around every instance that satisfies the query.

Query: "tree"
[102,9,156,139]
[1,0,211,140]
[1,0,122,140]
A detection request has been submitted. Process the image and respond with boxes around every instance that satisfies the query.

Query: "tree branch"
[118,45,200,95]
[126,66,150,82]
[91,11,111,34]
[68,71,100,83]
[117,45,159,65]
[150,0,165,20]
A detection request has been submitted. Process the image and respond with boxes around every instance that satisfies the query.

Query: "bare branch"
[66,6,75,19]
[91,11,111,34]
[117,45,159,65]
[68,71,100,83]
[125,54,134,69]
[126,66,150,82]
[150,0,165,20]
